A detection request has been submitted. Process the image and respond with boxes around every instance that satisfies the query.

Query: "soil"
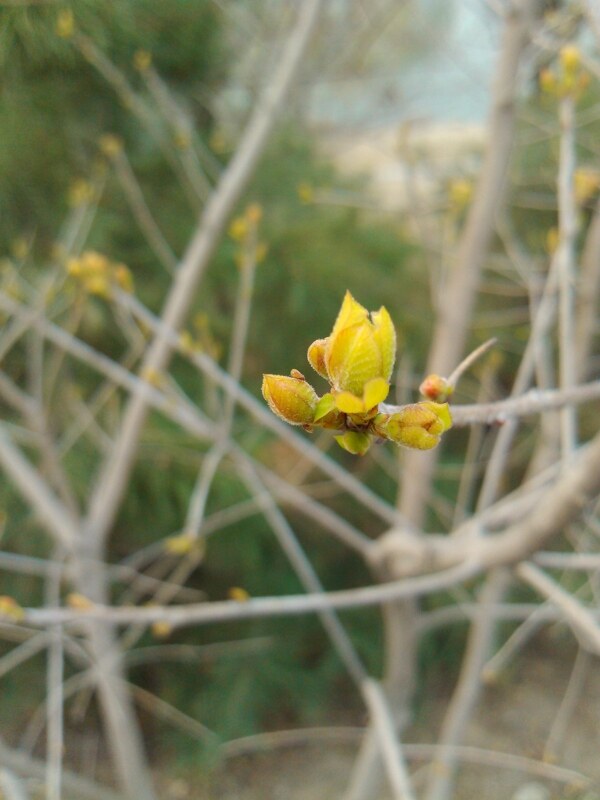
[167,633,600,800]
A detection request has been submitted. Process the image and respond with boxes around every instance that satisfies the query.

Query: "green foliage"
[0,0,223,250]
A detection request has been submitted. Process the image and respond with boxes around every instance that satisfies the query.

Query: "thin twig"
[0,427,78,550]
[557,91,578,456]
[447,381,600,426]
[110,148,178,274]
[361,679,416,800]
[544,648,590,762]
[446,338,497,389]
[423,571,510,800]
[23,561,481,629]
[516,562,600,655]
[45,552,65,800]
[0,735,123,800]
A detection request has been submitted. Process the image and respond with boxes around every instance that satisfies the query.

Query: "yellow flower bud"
[141,367,164,387]
[66,593,94,611]
[262,374,319,426]
[133,49,152,73]
[228,586,250,602]
[297,182,314,204]
[179,330,197,355]
[334,377,389,414]
[151,620,173,639]
[373,402,452,450]
[448,178,473,210]
[560,45,580,75]
[307,338,329,380]
[574,168,600,206]
[164,533,196,555]
[546,227,559,255]
[245,203,263,225]
[67,258,83,277]
[324,291,396,408]
[0,596,24,622]
[114,263,134,293]
[228,216,249,242]
[68,179,94,207]
[99,134,123,158]
[85,275,110,298]
[539,68,557,95]
[56,8,74,38]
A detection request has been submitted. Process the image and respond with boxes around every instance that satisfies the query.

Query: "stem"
[557,92,578,456]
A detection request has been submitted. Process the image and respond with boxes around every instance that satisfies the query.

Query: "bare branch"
[0,428,78,550]
[515,562,600,655]
[446,381,600,426]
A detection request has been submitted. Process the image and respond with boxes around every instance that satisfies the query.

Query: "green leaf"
[334,431,372,456]
[313,392,336,422]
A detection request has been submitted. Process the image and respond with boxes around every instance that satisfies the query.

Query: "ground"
[168,632,600,800]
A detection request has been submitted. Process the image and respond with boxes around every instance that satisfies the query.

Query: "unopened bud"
[0,596,24,622]
[133,49,152,72]
[262,374,319,425]
[245,203,263,225]
[307,338,329,380]
[560,45,580,75]
[374,402,452,450]
[99,134,123,158]
[419,374,453,402]
[539,68,557,95]
[56,8,74,38]
[228,587,250,602]
[66,593,94,611]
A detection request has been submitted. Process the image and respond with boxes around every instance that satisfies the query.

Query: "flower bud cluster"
[56,8,75,38]
[0,595,24,622]
[262,291,452,455]
[66,250,134,298]
[539,44,590,100]
[228,204,268,268]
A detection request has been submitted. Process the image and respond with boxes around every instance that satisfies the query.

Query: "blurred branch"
[516,562,600,655]
[556,90,578,455]
[0,736,124,800]
[423,571,510,800]
[23,562,480,628]
[0,769,29,800]
[222,729,593,788]
[544,648,590,763]
[0,427,78,550]
[361,678,416,800]
[108,148,178,274]
[446,381,600,425]
[575,192,600,380]
[74,33,201,211]
[45,555,65,800]
[84,0,325,553]
[399,0,543,527]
